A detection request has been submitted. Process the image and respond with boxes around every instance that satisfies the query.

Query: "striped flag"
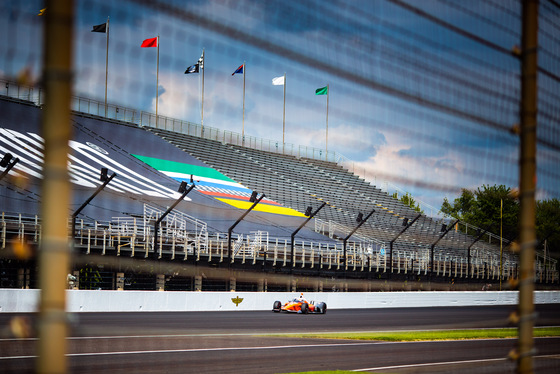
[232,64,244,75]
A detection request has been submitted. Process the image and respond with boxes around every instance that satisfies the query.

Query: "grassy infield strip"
[274,327,560,342]
[275,327,560,374]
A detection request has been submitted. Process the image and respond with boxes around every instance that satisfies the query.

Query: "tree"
[442,186,560,259]
[536,198,560,258]
[471,185,519,241]
[392,192,424,214]
[441,185,519,241]
[441,188,475,221]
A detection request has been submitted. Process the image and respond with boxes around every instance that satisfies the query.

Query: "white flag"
[272,76,285,85]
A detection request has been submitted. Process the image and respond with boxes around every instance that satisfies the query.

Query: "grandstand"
[1,84,555,291]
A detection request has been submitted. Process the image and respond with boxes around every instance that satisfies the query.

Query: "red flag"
[141,37,158,48]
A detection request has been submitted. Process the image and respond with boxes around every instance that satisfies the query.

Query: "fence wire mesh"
[0,0,559,373]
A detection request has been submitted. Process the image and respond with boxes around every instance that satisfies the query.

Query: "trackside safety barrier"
[1,289,559,313]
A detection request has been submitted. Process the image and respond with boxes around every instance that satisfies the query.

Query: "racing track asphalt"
[1,304,559,373]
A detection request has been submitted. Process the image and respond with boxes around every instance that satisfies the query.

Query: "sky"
[0,0,558,216]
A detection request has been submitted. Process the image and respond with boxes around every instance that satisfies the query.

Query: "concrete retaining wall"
[1,289,559,313]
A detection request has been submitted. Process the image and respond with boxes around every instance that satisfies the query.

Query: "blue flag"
[232,64,243,75]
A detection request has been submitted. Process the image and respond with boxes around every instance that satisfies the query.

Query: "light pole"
[0,153,19,181]
[227,191,265,264]
[72,168,116,241]
[467,223,494,279]
[291,202,327,267]
[429,219,459,279]
[389,214,422,277]
[153,180,195,259]
[342,209,375,266]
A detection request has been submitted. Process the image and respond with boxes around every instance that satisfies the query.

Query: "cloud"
[372,135,466,184]
[153,71,200,120]
[155,67,254,134]
[344,132,468,204]
[189,0,266,31]
[325,123,385,160]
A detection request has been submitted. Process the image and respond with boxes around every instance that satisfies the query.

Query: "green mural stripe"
[132,154,236,182]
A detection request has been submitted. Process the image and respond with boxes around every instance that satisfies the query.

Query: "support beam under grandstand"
[343,209,375,266]
[467,223,493,279]
[227,192,265,265]
[153,181,195,259]
[72,169,116,240]
[389,214,422,278]
[291,202,327,268]
[430,219,460,279]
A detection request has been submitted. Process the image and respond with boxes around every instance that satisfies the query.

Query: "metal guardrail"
[457,220,511,246]
[143,204,209,255]
[314,218,387,249]
[3,211,552,282]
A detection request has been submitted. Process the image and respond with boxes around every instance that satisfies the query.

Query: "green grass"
[286,370,355,374]
[268,327,560,342]
[281,372,356,374]
[275,329,560,374]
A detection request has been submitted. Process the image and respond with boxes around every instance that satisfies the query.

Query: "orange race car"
[272,294,327,314]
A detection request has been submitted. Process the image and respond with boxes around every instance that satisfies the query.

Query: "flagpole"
[155,35,159,127]
[104,17,109,117]
[282,72,286,153]
[242,61,246,145]
[201,48,205,136]
[326,83,329,158]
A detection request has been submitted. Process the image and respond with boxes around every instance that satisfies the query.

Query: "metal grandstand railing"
[231,231,269,264]
[2,210,547,282]
[314,218,387,251]
[455,220,512,247]
[143,204,209,258]
[109,216,146,256]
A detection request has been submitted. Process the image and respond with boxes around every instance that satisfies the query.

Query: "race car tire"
[301,303,309,314]
[315,302,326,314]
[273,300,282,312]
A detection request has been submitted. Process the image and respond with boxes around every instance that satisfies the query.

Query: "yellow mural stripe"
[216,198,307,217]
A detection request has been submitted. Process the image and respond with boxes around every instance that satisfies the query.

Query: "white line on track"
[0,341,384,360]
[352,354,560,372]
[353,357,508,372]
[2,326,560,342]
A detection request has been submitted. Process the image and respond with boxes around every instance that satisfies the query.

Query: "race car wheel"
[300,303,309,314]
[321,303,327,314]
[273,300,281,312]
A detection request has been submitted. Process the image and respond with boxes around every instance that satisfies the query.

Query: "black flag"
[91,23,107,33]
[184,64,199,74]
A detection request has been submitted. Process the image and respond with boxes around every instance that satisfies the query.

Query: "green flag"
[315,86,328,95]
